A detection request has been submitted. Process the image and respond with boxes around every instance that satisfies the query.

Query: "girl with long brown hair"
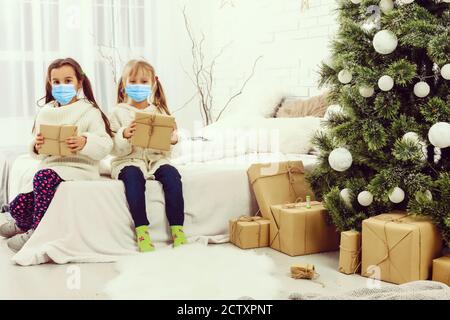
[109,60,187,252]
[0,58,113,252]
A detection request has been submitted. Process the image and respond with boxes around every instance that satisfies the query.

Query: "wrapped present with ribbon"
[229,215,270,249]
[269,201,340,256]
[432,255,450,286]
[130,112,175,151]
[339,230,361,275]
[39,124,78,156]
[361,211,443,284]
[247,161,316,220]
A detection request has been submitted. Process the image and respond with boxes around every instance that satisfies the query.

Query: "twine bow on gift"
[143,114,156,138]
[339,245,361,274]
[230,211,265,248]
[40,125,76,156]
[282,197,321,209]
[286,163,310,200]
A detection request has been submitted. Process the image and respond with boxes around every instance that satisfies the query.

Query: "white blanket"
[9,152,318,265]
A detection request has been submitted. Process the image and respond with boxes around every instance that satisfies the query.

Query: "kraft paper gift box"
[268,202,340,256]
[432,255,450,285]
[39,124,77,156]
[361,212,442,285]
[229,216,270,249]
[247,161,315,220]
[131,112,175,151]
[339,230,361,274]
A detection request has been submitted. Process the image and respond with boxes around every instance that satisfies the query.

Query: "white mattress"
[8,152,318,265]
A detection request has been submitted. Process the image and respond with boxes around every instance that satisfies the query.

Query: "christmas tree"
[308,0,450,245]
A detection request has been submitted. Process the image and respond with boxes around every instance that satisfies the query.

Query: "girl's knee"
[33,169,55,183]
[156,165,181,181]
[119,166,145,182]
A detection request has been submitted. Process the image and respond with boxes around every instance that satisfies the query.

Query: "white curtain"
[0,0,157,147]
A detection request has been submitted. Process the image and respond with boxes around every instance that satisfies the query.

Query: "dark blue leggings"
[118,165,185,227]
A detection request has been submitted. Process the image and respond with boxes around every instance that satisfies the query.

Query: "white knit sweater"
[22,99,113,193]
[109,103,172,180]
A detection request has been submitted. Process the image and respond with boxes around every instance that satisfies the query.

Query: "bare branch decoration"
[180,6,262,125]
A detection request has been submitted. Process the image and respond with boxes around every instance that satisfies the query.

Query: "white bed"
[7,150,318,265]
[5,116,322,265]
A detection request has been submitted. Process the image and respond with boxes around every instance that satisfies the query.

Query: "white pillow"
[200,116,322,154]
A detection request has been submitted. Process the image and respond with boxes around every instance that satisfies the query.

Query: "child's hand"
[123,121,137,139]
[34,133,45,152]
[171,129,179,145]
[66,136,87,152]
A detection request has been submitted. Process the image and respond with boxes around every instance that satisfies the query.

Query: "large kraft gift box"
[339,230,361,274]
[131,112,175,151]
[361,212,442,285]
[229,216,270,249]
[39,124,77,156]
[432,255,450,286]
[269,202,340,256]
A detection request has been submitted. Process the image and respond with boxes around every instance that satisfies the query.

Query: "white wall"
[0,0,338,147]
[204,0,338,120]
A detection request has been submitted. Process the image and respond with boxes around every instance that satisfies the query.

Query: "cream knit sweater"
[109,103,172,180]
[22,99,113,193]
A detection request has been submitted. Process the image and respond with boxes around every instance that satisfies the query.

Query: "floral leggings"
[9,169,64,231]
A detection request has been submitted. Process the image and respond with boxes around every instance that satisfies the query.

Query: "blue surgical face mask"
[125,84,152,103]
[52,84,77,105]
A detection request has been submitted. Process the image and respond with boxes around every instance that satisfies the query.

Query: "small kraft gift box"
[361,212,443,285]
[229,216,270,249]
[339,230,361,274]
[269,201,340,256]
[432,255,450,286]
[39,124,78,156]
[131,112,175,151]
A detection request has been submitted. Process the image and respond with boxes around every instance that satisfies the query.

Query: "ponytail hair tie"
[155,76,159,81]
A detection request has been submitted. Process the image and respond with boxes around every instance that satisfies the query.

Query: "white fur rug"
[103,244,281,300]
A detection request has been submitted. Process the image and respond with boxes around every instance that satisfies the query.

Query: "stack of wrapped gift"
[39,124,78,156]
[432,255,450,286]
[229,216,270,249]
[247,161,339,256]
[361,212,443,284]
[131,112,175,151]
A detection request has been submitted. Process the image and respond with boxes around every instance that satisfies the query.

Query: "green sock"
[171,225,188,247]
[135,225,155,252]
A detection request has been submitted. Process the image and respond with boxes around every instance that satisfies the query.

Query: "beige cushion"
[275,92,329,118]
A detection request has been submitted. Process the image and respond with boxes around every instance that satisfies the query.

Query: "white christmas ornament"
[338,69,353,84]
[328,147,353,172]
[340,188,353,207]
[324,104,344,120]
[389,187,405,204]
[358,191,373,207]
[398,0,414,4]
[402,132,421,144]
[414,82,430,98]
[440,64,450,80]
[359,86,375,98]
[380,0,394,13]
[428,122,450,148]
[415,190,433,202]
[350,0,361,3]
[378,75,394,91]
[373,30,398,55]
